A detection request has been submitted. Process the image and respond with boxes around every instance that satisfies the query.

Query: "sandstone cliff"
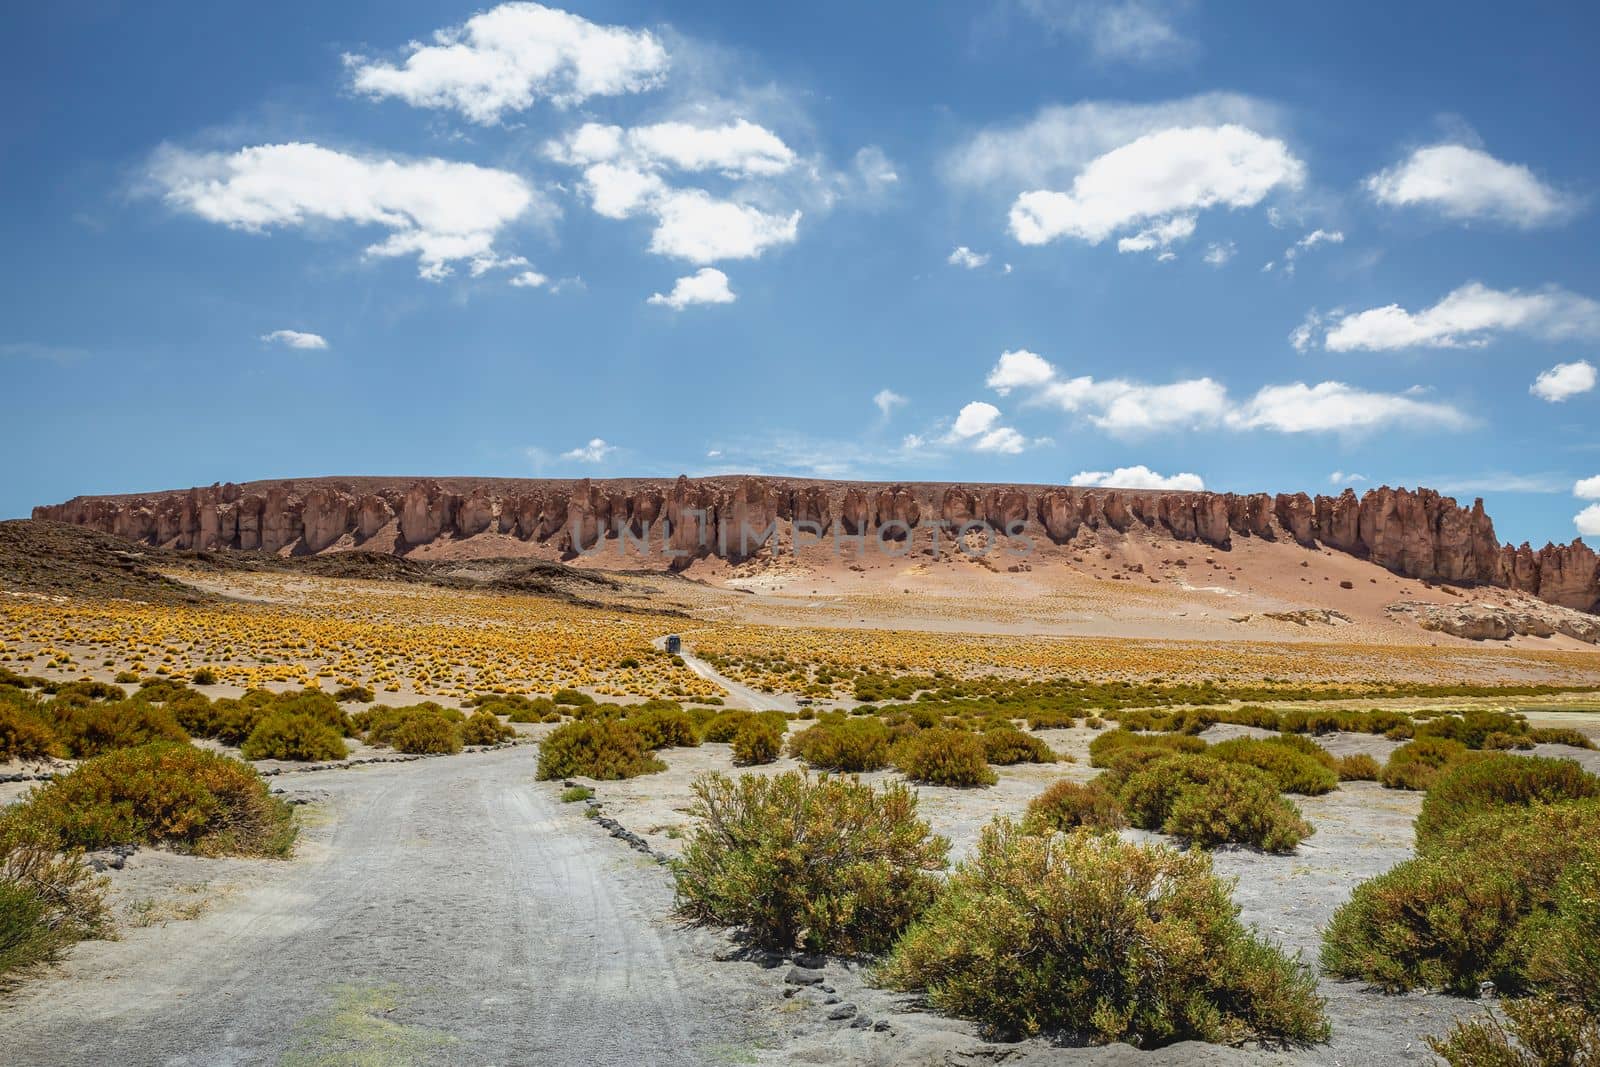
[32,476,1600,613]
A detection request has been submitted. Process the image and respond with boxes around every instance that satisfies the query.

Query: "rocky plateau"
[32,475,1600,615]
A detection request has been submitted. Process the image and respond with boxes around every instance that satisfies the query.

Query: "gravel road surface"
[0,747,773,1066]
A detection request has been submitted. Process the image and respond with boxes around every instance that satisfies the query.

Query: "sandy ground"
[0,747,788,1067]
[575,717,1600,1067]
[5,709,1599,1064]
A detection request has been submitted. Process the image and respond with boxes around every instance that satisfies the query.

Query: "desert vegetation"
[0,573,720,701]
[879,820,1328,1046]
[1429,995,1600,1067]
[536,719,666,780]
[693,623,1600,694]
[6,743,297,857]
[0,815,109,990]
[1324,752,1600,1041]
[674,771,947,955]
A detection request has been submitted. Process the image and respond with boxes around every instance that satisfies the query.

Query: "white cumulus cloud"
[946,94,1282,193]
[1330,471,1367,486]
[562,437,616,462]
[1070,465,1204,490]
[1203,241,1235,266]
[942,401,1031,454]
[1116,213,1196,255]
[1576,504,1600,536]
[1318,282,1600,351]
[646,190,800,263]
[1225,382,1469,433]
[948,246,990,269]
[987,349,1469,436]
[647,267,735,309]
[509,269,548,288]
[1366,144,1577,228]
[261,330,328,350]
[548,119,795,178]
[985,348,1058,396]
[1531,360,1597,403]
[345,2,669,124]
[1007,124,1303,248]
[148,142,543,280]
[1575,475,1600,500]
[545,117,816,265]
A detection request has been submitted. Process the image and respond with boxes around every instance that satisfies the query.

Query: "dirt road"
[0,748,774,1066]
[653,634,797,713]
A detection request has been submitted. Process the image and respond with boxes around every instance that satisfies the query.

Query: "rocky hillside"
[33,475,1600,613]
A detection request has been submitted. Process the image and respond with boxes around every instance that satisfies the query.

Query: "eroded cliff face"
[32,476,1600,612]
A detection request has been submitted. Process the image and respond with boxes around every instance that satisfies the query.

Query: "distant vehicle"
[796,697,813,706]
[664,634,682,654]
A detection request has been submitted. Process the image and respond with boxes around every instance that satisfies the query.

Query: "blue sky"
[5,1,1600,546]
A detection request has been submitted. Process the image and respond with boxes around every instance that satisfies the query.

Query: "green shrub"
[333,685,375,704]
[1262,731,1339,766]
[0,879,68,987]
[390,713,463,755]
[0,700,59,761]
[240,712,349,762]
[981,726,1055,765]
[1120,755,1312,852]
[1429,995,1600,1066]
[189,667,219,686]
[536,720,665,780]
[788,718,891,772]
[559,785,594,803]
[1529,727,1596,750]
[1208,737,1338,795]
[1022,779,1126,833]
[267,690,354,736]
[1416,754,1600,853]
[1336,753,1381,781]
[361,703,464,754]
[1380,737,1472,791]
[497,696,559,723]
[461,709,515,746]
[730,719,782,765]
[1525,850,1600,1012]
[1088,728,1207,768]
[552,688,594,706]
[626,705,700,749]
[50,700,189,758]
[1322,800,1600,995]
[1417,710,1533,750]
[674,771,947,954]
[1,804,112,989]
[700,710,755,743]
[12,743,295,857]
[879,821,1329,1046]
[892,728,997,787]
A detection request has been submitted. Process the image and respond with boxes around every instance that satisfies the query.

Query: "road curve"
[0,748,766,1066]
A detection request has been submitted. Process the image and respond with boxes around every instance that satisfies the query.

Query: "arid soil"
[5,523,1600,1064]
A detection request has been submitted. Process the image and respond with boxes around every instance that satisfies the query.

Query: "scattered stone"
[785,966,825,986]
[827,1003,857,1021]
[1263,608,1352,627]
[1387,598,1600,644]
